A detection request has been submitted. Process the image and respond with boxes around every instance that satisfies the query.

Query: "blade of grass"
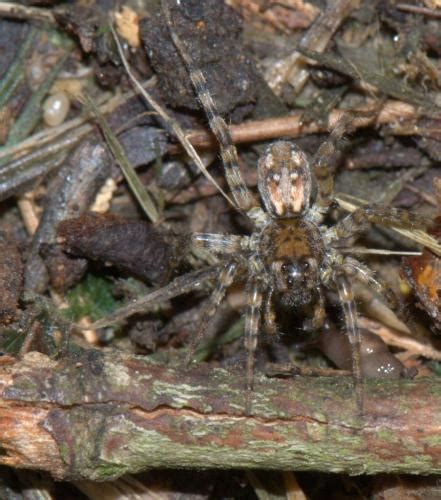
[0,26,37,108]
[81,92,160,223]
[6,52,70,145]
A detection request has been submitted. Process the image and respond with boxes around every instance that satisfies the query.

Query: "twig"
[340,248,422,256]
[0,151,67,203]
[180,100,416,150]
[404,184,438,207]
[0,2,56,23]
[359,317,441,361]
[396,3,441,18]
[0,351,440,480]
[24,140,111,293]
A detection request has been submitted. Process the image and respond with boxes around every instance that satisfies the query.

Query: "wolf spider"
[95,1,424,405]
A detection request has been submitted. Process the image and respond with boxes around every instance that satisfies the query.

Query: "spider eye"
[281,262,288,272]
[302,260,310,270]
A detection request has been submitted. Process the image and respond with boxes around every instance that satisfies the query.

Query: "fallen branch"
[0,351,440,480]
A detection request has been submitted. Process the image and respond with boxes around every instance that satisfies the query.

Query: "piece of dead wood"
[0,350,440,480]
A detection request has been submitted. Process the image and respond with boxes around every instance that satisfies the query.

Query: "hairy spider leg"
[326,206,429,242]
[244,275,265,392]
[303,289,326,331]
[263,284,277,336]
[334,273,363,410]
[185,261,238,364]
[89,267,221,330]
[191,233,248,254]
[311,114,354,210]
[162,0,258,214]
[340,256,400,312]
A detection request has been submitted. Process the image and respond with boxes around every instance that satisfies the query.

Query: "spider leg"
[311,114,354,210]
[244,277,265,392]
[89,267,221,329]
[304,289,326,331]
[192,233,250,254]
[341,256,400,313]
[334,273,364,411]
[263,284,277,337]
[162,0,258,214]
[185,261,238,364]
[326,206,429,242]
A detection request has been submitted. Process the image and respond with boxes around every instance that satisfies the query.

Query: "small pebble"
[43,92,70,127]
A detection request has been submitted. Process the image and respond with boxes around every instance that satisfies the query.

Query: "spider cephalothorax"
[258,141,312,217]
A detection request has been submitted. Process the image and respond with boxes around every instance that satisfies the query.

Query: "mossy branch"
[0,351,440,480]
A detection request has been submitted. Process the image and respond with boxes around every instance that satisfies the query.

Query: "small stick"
[0,2,56,23]
[396,3,441,18]
[359,317,441,361]
[404,184,438,207]
[179,100,416,151]
[269,0,360,94]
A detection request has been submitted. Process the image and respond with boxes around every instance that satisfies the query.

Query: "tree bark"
[0,350,440,480]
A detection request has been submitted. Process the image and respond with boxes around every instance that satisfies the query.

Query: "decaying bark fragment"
[57,212,179,286]
[0,351,440,480]
[403,216,441,331]
[0,234,23,324]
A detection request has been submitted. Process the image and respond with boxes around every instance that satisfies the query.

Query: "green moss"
[59,443,70,463]
[429,361,441,377]
[376,428,395,442]
[63,274,120,322]
[91,463,130,481]
[0,328,24,355]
